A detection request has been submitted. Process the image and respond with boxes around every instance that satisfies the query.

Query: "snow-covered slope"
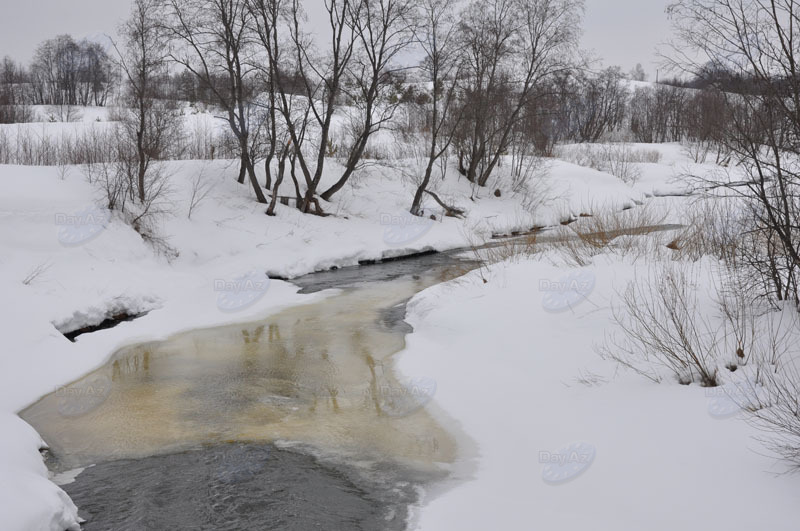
[399,255,800,530]
[0,142,704,529]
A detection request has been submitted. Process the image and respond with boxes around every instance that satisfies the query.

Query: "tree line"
[18,0,588,217]
[0,0,785,228]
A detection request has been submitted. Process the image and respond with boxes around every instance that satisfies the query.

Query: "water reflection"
[22,270,467,473]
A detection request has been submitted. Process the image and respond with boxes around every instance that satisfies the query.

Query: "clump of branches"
[454,0,582,187]
[750,353,800,468]
[599,263,720,386]
[668,0,800,309]
[670,197,744,264]
[544,205,671,266]
[628,84,687,143]
[81,0,179,255]
[564,67,629,143]
[83,133,174,237]
[555,142,661,184]
[600,256,797,392]
[0,125,118,165]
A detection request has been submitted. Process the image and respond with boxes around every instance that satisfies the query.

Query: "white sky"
[581,0,674,80]
[0,0,673,79]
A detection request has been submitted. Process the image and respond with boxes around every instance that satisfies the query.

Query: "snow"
[0,415,80,531]
[0,131,787,529]
[398,255,800,530]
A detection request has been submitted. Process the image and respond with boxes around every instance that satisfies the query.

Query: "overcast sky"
[0,0,673,79]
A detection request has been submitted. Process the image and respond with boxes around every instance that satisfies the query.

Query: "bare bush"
[0,125,117,165]
[599,263,720,386]
[467,230,540,284]
[510,145,551,195]
[82,119,174,250]
[46,104,83,123]
[711,269,795,375]
[671,197,743,263]
[676,190,800,308]
[669,0,800,308]
[556,142,661,184]
[546,205,671,266]
[603,143,643,185]
[187,165,214,219]
[184,117,230,160]
[749,348,800,467]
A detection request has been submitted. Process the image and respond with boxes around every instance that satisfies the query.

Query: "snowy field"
[399,257,800,530]
[2,131,796,530]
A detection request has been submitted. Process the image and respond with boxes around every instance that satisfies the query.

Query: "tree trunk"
[237,159,247,184]
[266,153,286,216]
[264,155,273,190]
[410,162,434,216]
[136,109,146,203]
[241,142,267,203]
[320,134,368,201]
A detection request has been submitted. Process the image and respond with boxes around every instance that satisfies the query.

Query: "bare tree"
[571,66,628,143]
[250,0,415,212]
[319,0,417,201]
[628,84,686,143]
[30,35,81,106]
[79,41,115,106]
[246,0,306,214]
[115,0,171,203]
[0,57,34,124]
[29,35,114,107]
[188,165,214,218]
[164,0,268,203]
[249,0,358,214]
[455,0,582,188]
[408,0,463,215]
[668,0,800,307]
[629,62,647,82]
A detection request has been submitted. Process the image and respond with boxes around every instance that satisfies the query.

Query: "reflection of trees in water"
[111,346,152,380]
[291,315,341,413]
[241,325,264,345]
[353,328,385,416]
[240,325,264,373]
[102,296,418,420]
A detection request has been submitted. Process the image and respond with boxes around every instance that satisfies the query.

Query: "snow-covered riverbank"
[398,254,800,530]
[0,144,725,529]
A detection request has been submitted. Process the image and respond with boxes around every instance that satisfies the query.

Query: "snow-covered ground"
[0,137,765,529]
[398,255,800,530]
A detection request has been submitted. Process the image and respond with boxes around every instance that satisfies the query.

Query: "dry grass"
[541,205,674,266]
[668,197,742,263]
[555,143,662,184]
